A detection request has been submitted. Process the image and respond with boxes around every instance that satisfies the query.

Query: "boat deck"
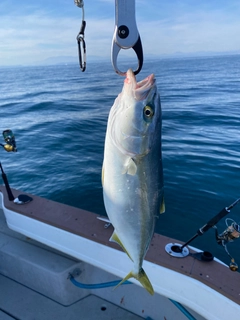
[0,186,239,319]
[0,205,145,320]
[1,186,239,304]
[0,195,200,320]
[0,275,144,320]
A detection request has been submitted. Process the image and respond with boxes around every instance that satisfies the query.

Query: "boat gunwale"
[0,185,239,307]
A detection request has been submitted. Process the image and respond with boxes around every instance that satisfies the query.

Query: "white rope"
[74,0,84,8]
[74,0,85,21]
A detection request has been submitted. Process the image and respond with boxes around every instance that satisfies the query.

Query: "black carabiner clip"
[76,20,86,72]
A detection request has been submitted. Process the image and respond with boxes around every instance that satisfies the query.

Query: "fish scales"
[102,69,164,295]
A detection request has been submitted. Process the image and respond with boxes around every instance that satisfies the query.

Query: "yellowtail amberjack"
[102,69,165,295]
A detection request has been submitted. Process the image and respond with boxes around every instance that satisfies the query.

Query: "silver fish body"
[102,69,164,295]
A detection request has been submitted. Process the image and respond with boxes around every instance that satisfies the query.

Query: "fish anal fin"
[110,231,133,261]
[115,268,154,295]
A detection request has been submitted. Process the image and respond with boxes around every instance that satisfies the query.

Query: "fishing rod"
[0,129,32,204]
[0,129,17,201]
[166,198,240,271]
[0,162,14,201]
[180,198,240,251]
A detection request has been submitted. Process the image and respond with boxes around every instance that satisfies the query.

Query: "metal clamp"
[111,0,143,76]
[75,0,86,72]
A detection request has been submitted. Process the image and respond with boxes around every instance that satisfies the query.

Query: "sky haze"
[0,0,239,65]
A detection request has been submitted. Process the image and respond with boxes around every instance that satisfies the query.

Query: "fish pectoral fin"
[122,158,137,175]
[127,158,137,175]
[160,196,165,214]
[110,231,133,261]
[115,268,154,295]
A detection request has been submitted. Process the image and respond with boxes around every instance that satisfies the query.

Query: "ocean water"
[0,55,240,266]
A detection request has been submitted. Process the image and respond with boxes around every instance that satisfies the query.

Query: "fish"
[102,69,164,295]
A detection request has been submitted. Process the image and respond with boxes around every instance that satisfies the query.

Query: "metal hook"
[111,0,143,76]
[111,36,143,76]
[75,0,86,72]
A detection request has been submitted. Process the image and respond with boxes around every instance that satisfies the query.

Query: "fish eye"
[143,105,154,119]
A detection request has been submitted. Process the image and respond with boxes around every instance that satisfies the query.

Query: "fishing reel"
[214,219,240,271]
[0,129,17,152]
[165,198,240,271]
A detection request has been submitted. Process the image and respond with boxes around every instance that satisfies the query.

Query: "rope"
[74,0,85,20]
[169,299,197,320]
[69,275,196,319]
[69,274,131,289]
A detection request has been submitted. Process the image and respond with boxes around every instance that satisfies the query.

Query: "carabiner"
[76,21,86,72]
[75,0,86,72]
[111,0,143,76]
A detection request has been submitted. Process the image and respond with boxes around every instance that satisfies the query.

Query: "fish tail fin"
[115,268,154,295]
[137,268,154,295]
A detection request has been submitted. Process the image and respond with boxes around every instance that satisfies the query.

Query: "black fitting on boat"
[189,251,214,262]
[165,243,214,262]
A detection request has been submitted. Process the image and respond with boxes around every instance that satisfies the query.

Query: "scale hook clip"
[111,0,143,76]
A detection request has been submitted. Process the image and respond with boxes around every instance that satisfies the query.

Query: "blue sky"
[0,0,240,65]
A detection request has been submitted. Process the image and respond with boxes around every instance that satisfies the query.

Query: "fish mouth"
[125,69,156,101]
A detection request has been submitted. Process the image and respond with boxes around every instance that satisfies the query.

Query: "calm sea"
[0,55,240,266]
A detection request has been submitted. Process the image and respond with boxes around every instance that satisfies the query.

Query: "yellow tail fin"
[115,268,154,295]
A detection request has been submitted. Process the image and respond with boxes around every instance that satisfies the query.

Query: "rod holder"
[165,243,189,258]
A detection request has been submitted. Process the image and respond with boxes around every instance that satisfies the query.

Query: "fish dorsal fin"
[122,158,137,176]
[160,196,165,214]
[110,231,133,261]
